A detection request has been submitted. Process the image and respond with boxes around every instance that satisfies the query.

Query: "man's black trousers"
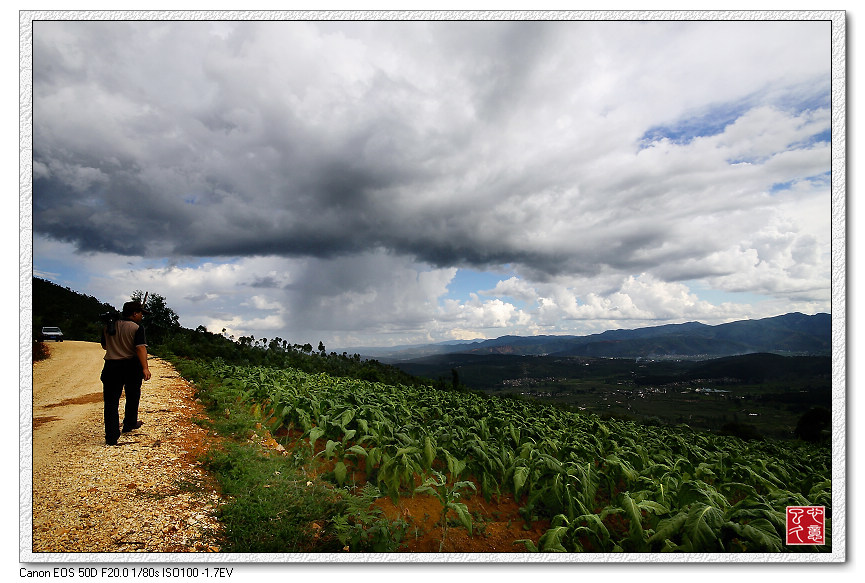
[101,358,143,445]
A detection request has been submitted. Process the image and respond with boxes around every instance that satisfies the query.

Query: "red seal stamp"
[786,506,825,545]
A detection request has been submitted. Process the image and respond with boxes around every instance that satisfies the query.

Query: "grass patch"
[203,442,343,552]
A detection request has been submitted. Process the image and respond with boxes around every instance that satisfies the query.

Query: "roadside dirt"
[29,341,222,554]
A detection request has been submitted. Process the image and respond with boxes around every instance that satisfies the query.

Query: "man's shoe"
[122,421,144,433]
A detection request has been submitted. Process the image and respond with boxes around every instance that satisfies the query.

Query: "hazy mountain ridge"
[353,312,830,363]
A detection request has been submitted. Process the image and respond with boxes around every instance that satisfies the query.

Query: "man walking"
[100,300,151,445]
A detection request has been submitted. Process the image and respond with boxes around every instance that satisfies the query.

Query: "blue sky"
[27,15,837,349]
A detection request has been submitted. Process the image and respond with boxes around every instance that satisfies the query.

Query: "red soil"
[272,426,550,553]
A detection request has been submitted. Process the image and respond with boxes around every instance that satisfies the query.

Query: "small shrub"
[332,484,408,552]
[33,341,50,363]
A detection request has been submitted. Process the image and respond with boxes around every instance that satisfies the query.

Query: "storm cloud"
[30,17,835,346]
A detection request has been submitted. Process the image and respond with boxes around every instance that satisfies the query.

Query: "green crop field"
[178,358,831,553]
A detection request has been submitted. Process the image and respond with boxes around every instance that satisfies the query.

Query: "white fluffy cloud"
[30,18,835,347]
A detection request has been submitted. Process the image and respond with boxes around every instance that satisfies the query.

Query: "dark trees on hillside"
[132,290,181,344]
[32,277,116,341]
[794,407,832,443]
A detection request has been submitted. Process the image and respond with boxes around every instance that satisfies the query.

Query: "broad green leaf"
[423,435,435,469]
[808,479,832,507]
[648,512,687,547]
[509,424,520,446]
[619,492,644,542]
[636,499,669,516]
[726,498,786,531]
[537,526,569,552]
[449,502,473,536]
[573,514,611,551]
[333,461,347,487]
[367,446,382,471]
[808,479,832,498]
[513,466,529,497]
[683,503,725,552]
[695,462,718,482]
[723,518,782,552]
[677,480,727,509]
[346,444,367,457]
[414,484,436,496]
[447,454,467,479]
[308,427,325,447]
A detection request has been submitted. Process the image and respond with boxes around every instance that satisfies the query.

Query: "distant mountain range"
[347,312,831,363]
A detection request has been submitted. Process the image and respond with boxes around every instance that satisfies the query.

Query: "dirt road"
[28,341,223,554]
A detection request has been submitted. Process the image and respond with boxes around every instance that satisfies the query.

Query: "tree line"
[31,277,437,388]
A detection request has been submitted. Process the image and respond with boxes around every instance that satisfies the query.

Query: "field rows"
[192,360,831,553]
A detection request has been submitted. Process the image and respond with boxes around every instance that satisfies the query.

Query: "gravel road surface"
[28,341,222,555]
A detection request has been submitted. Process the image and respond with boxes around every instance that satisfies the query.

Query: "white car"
[40,326,63,342]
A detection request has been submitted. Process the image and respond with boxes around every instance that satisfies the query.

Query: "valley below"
[395,352,833,440]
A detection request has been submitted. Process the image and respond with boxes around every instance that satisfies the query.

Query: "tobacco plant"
[185,358,832,553]
[414,470,477,551]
